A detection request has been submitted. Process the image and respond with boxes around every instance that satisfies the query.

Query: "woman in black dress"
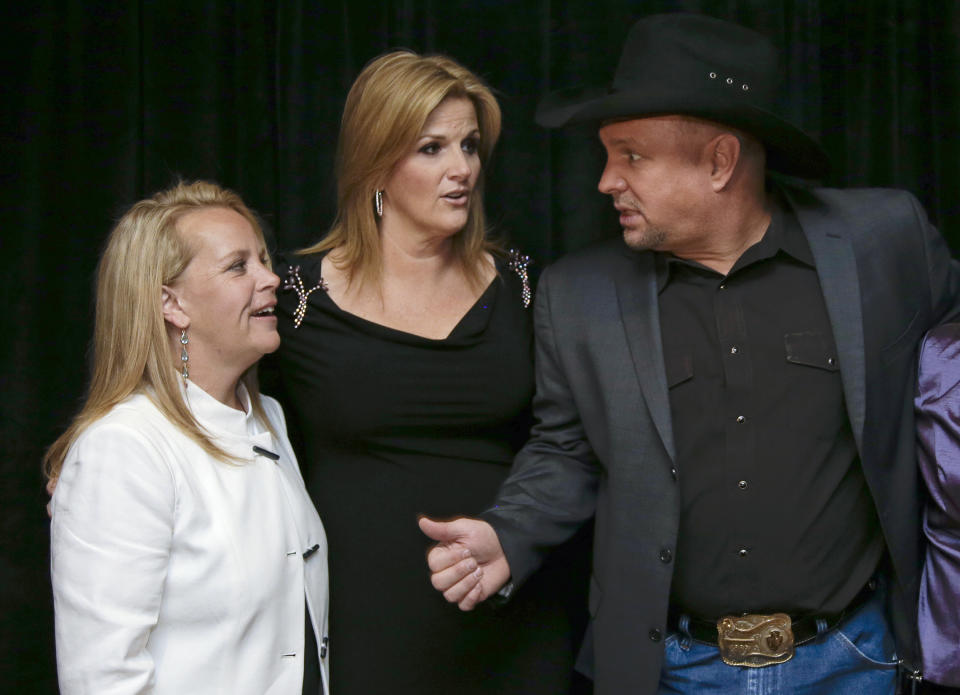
[274,51,588,693]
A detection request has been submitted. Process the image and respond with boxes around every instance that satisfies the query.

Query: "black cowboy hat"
[536,13,830,179]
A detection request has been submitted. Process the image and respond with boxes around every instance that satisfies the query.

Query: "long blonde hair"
[299,50,503,289]
[44,181,273,479]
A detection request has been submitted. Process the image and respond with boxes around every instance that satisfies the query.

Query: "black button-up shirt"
[658,195,883,618]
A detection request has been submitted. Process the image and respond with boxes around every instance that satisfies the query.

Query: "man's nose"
[597,163,626,195]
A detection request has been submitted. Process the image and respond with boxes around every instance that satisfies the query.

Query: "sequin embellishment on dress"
[283,265,328,328]
[507,249,532,308]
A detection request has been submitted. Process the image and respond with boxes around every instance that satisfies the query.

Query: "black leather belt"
[667,580,877,647]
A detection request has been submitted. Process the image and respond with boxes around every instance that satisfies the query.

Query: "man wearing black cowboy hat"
[420,13,959,694]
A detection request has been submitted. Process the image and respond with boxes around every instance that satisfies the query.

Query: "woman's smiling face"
[168,206,280,382]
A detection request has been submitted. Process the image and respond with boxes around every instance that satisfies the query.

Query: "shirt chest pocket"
[784,331,840,372]
[665,351,694,388]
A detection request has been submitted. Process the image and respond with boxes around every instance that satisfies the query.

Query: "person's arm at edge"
[51,422,174,694]
[480,262,600,586]
[421,262,601,606]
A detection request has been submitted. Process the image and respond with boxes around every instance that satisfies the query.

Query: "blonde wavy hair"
[44,181,273,479]
[299,50,503,289]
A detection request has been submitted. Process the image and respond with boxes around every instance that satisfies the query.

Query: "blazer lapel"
[613,249,676,461]
[786,190,867,452]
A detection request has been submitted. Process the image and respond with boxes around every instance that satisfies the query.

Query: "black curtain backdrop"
[3,1,958,691]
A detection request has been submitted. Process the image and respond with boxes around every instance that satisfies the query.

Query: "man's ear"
[162,285,190,330]
[707,132,741,191]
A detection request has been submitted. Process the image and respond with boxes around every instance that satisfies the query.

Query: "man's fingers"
[457,580,485,611]
[419,516,504,611]
[430,554,479,591]
[425,543,471,573]
[442,570,483,605]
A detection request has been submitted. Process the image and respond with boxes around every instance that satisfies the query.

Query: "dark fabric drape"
[3,2,958,691]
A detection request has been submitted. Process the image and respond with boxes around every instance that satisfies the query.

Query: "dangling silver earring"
[180,329,189,382]
[375,189,383,218]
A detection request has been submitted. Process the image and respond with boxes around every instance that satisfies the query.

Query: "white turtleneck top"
[51,381,329,694]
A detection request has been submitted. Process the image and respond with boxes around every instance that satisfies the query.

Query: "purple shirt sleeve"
[915,323,960,687]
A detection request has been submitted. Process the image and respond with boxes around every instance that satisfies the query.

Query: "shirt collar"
[767,191,814,267]
[184,379,262,438]
[655,190,814,292]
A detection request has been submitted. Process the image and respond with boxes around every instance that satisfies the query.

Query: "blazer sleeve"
[483,264,600,586]
[51,421,176,695]
[915,324,960,687]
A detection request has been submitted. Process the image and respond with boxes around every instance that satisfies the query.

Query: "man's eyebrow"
[601,135,641,148]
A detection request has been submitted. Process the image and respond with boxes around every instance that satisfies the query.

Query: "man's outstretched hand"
[418,516,511,611]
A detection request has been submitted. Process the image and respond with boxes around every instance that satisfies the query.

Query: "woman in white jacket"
[45,181,329,695]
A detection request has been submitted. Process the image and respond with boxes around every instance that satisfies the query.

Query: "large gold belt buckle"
[717,612,795,667]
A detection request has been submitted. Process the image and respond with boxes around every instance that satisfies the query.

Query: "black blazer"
[484,185,960,694]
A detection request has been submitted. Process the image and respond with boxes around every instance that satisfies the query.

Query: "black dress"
[274,251,589,694]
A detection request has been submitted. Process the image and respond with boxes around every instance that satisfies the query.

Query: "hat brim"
[536,86,830,179]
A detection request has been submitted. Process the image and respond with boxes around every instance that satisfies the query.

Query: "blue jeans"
[658,586,898,695]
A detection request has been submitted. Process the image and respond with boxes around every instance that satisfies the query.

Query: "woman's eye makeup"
[417,133,480,157]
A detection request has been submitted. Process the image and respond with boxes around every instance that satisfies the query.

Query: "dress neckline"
[318,251,501,342]
[279,250,504,345]
[317,270,500,344]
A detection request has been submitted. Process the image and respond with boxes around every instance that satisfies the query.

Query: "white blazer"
[51,381,329,694]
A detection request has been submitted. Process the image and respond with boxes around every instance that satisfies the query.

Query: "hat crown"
[534,12,829,178]
[612,14,779,107]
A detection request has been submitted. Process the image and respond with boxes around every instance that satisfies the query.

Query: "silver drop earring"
[180,329,189,382]
[375,189,383,217]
